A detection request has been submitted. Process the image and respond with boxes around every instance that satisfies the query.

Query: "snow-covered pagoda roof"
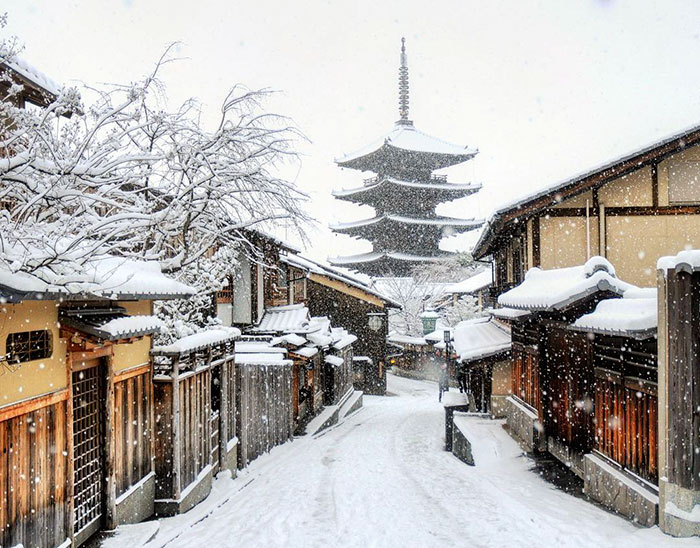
[474,122,700,259]
[331,214,483,233]
[336,122,478,173]
[498,257,633,312]
[328,250,455,276]
[453,317,511,363]
[448,269,493,295]
[333,176,481,202]
[0,255,197,303]
[570,288,656,339]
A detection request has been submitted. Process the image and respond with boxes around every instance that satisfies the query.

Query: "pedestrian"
[438,363,449,402]
[456,363,468,394]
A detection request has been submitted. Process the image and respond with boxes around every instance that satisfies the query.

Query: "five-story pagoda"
[329,38,484,277]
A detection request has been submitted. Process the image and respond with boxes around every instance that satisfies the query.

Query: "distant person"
[438,363,449,402]
[456,363,468,394]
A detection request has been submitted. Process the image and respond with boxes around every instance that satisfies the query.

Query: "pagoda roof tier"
[332,176,481,207]
[335,122,478,173]
[330,214,484,237]
[328,250,455,277]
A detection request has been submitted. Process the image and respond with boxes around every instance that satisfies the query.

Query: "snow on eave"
[332,177,482,198]
[489,307,532,320]
[99,315,164,339]
[474,122,700,259]
[657,249,700,274]
[2,56,62,97]
[497,257,632,312]
[324,354,345,367]
[453,318,511,363]
[331,214,482,231]
[235,353,292,366]
[332,334,357,350]
[387,334,428,346]
[570,292,657,339]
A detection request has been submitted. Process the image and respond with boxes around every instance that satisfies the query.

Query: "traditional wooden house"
[569,288,658,526]
[474,123,700,292]
[150,329,239,516]
[442,269,494,312]
[0,256,195,548]
[449,317,511,417]
[280,253,400,395]
[497,258,631,468]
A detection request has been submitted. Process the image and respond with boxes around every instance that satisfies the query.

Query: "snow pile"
[448,269,493,295]
[153,327,240,355]
[572,288,657,337]
[99,315,164,337]
[453,317,511,363]
[658,249,700,272]
[498,257,632,311]
[324,355,344,367]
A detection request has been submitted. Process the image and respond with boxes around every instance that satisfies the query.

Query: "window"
[6,329,52,363]
[668,161,700,204]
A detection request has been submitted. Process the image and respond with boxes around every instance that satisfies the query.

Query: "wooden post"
[104,351,117,529]
[172,355,181,500]
[219,344,229,471]
[65,352,76,542]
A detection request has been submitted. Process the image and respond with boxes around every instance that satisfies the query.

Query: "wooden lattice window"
[6,329,52,363]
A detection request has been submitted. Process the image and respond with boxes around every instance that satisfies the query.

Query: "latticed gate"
[72,362,105,541]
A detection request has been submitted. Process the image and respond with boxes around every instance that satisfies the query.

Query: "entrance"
[71,359,105,544]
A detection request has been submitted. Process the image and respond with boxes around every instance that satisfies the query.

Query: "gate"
[72,360,105,543]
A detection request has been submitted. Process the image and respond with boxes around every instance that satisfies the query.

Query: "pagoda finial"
[398,37,412,125]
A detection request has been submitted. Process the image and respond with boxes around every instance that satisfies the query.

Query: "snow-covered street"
[105,374,695,548]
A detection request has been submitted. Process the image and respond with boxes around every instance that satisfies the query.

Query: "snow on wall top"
[497,257,632,311]
[571,288,657,338]
[332,332,357,350]
[152,327,241,355]
[324,355,344,367]
[235,341,287,354]
[657,249,700,273]
[100,315,164,338]
[448,269,493,294]
[453,317,511,363]
[336,123,477,163]
[291,346,319,358]
[235,353,292,366]
[388,334,427,346]
[4,56,62,97]
[269,333,307,347]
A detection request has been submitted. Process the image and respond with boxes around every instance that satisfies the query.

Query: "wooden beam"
[532,217,541,267]
[651,163,659,208]
[104,353,117,529]
[308,273,385,307]
[114,362,151,383]
[0,388,68,423]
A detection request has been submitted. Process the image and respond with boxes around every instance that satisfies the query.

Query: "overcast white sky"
[6,0,700,263]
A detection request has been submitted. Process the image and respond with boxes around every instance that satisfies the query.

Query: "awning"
[60,307,163,341]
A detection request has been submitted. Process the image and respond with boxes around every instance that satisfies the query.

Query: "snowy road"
[108,374,696,548]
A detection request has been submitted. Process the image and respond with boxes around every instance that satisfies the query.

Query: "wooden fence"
[236,361,293,467]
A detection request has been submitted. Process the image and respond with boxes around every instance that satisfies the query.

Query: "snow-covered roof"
[571,288,657,339]
[448,269,493,295]
[474,122,700,259]
[329,250,453,266]
[489,307,532,320]
[332,332,357,350]
[290,346,319,358]
[153,328,241,355]
[498,257,632,312]
[3,56,62,97]
[336,123,477,164]
[0,254,197,302]
[324,355,345,367]
[353,356,373,363]
[251,304,311,333]
[270,333,307,347]
[658,249,700,273]
[419,310,440,319]
[425,326,451,343]
[330,214,482,232]
[332,177,481,198]
[387,334,427,346]
[100,315,164,338]
[281,253,401,307]
[453,317,511,363]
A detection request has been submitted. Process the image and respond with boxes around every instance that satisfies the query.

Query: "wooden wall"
[114,367,153,498]
[0,396,70,548]
[236,362,293,467]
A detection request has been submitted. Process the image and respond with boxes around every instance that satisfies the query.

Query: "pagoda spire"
[398,37,412,126]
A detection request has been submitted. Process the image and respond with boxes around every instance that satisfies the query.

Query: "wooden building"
[281,253,400,395]
[474,124,700,291]
[0,257,195,548]
[569,288,659,526]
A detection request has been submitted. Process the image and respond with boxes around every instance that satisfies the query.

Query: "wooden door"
[72,360,105,543]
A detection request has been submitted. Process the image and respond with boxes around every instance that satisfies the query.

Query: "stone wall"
[505,396,544,453]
